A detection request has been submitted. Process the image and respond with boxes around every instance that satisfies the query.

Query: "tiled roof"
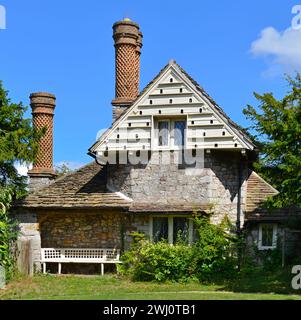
[14,162,132,209]
[129,203,211,213]
[245,171,278,214]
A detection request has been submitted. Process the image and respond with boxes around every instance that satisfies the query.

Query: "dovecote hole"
[169,99,173,104]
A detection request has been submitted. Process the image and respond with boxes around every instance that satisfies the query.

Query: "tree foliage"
[0,81,42,279]
[0,81,43,198]
[243,73,301,208]
[54,163,73,178]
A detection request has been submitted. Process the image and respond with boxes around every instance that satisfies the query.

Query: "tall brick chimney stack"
[28,92,56,191]
[111,18,143,121]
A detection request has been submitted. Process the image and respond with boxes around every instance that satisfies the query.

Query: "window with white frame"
[150,216,193,244]
[258,223,277,250]
[156,119,186,149]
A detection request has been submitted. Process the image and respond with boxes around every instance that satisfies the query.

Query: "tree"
[0,81,42,279]
[0,81,42,198]
[243,73,301,208]
[54,163,73,178]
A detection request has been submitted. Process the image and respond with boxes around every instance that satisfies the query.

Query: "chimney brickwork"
[112,18,143,121]
[28,92,56,191]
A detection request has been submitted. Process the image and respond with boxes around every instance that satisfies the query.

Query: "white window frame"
[155,118,186,150]
[258,223,277,250]
[149,215,194,245]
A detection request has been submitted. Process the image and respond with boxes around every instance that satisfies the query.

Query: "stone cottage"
[13,18,298,273]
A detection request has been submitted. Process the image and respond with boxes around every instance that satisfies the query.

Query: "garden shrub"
[190,216,237,281]
[119,216,237,282]
[0,188,18,281]
[118,233,193,282]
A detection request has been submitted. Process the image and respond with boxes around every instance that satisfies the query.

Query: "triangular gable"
[89,60,255,154]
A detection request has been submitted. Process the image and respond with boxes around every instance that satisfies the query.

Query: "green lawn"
[0,272,301,300]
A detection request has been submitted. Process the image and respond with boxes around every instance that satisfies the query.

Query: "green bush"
[119,217,237,282]
[190,216,237,281]
[0,188,18,281]
[118,234,193,282]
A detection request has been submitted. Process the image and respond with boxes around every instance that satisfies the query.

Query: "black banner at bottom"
[0,300,298,319]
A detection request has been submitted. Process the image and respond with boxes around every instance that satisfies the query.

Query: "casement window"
[156,119,186,149]
[150,216,193,244]
[258,223,277,250]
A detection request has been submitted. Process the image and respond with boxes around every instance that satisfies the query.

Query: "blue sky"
[0,0,300,170]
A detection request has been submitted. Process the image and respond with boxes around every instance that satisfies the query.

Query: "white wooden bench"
[41,248,121,275]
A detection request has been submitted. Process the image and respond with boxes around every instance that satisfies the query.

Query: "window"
[156,119,186,149]
[153,217,168,242]
[174,121,186,146]
[173,217,189,243]
[151,216,194,244]
[158,120,169,146]
[258,224,277,250]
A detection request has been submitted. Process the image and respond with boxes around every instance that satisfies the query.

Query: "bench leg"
[101,263,104,276]
[43,263,46,274]
[58,263,62,275]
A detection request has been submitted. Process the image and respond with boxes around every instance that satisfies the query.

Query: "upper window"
[258,223,277,250]
[158,121,169,147]
[156,119,186,149]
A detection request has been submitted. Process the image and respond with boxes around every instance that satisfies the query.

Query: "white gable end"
[91,62,254,154]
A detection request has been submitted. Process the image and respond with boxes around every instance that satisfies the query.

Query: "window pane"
[173,217,189,243]
[158,121,169,146]
[262,225,274,247]
[174,121,186,146]
[153,217,168,242]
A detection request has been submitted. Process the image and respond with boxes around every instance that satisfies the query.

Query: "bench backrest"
[41,248,121,262]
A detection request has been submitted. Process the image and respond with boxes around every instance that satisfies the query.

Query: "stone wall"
[14,209,150,273]
[39,211,149,251]
[15,211,41,272]
[107,150,248,225]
